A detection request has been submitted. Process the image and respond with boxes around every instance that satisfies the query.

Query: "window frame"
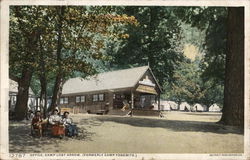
[98,94,105,101]
[93,94,98,102]
[80,95,85,102]
[64,97,68,104]
[60,97,68,104]
[76,95,85,103]
[76,96,81,103]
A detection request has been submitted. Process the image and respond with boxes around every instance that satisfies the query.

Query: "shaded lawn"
[9,120,95,153]
[9,112,244,153]
[94,116,243,135]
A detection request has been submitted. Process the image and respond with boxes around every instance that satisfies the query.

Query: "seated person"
[62,111,78,137]
[121,100,130,111]
[48,109,64,137]
[48,109,62,124]
[31,110,46,137]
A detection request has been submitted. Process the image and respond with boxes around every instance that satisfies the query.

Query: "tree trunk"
[49,6,65,111]
[13,7,40,120]
[220,7,244,128]
[39,74,47,117]
[38,31,48,118]
[50,74,63,111]
[14,69,33,120]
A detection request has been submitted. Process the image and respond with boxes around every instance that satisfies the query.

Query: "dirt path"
[9,112,243,153]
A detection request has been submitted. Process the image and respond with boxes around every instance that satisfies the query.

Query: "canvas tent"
[168,101,178,110]
[152,102,159,110]
[159,100,171,111]
[179,102,191,111]
[191,103,207,112]
[159,100,178,110]
[209,104,221,112]
[9,79,36,111]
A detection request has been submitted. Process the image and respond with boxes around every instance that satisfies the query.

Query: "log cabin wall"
[59,92,112,113]
[58,67,162,114]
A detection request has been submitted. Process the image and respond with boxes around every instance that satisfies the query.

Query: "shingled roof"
[62,66,161,95]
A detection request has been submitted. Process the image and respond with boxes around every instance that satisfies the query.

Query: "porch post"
[36,97,39,110]
[131,91,134,109]
[108,91,114,110]
[158,94,160,111]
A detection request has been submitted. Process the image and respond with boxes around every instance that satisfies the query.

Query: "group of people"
[31,108,78,138]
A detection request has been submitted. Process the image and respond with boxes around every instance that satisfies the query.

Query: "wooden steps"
[108,109,132,116]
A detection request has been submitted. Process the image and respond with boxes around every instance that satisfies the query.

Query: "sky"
[183,43,199,61]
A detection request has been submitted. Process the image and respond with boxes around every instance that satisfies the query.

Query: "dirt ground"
[9,111,243,153]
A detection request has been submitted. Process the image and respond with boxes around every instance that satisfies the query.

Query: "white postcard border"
[1,0,249,160]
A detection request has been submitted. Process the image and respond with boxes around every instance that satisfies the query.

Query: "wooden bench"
[96,109,108,115]
[60,107,73,114]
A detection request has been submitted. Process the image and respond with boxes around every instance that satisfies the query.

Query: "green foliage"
[162,58,203,104]
[162,57,224,106]
[9,6,45,76]
[10,6,137,97]
[104,6,184,85]
[161,7,226,106]
[174,7,227,83]
[10,6,226,108]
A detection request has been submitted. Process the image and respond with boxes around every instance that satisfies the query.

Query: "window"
[81,96,85,102]
[60,98,64,104]
[76,96,85,103]
[60,97,68,104]
[99,94,104,101]
[64,97,68,104]
[92,94,104,102]
[76,96,81,103]
[93,94,98,102]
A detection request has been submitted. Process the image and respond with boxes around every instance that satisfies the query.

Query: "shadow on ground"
[9,120,96,153]
[185,113,222,116]
[79,117,103,127]
[95,116,243,135]
[9,115,243,153]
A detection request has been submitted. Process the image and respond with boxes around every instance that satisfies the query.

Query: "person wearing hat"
[48,109,62,125]
[49,109,64,138]
[62,111,78,137]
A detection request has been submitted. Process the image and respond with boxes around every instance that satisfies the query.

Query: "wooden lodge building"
[59,66,162,115]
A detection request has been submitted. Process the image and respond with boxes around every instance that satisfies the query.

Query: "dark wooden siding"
[59,92,112,113]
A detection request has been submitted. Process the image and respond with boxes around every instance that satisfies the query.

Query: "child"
[31,111,44,137]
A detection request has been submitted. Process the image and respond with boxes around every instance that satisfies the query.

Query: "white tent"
[168,101,178,110]
[179,102,191,111]
[152,102,159,110]
[192,103,206,112]
[158,101,171,111]
[209,104,221,112]
[158,100,178,111]
[9,79,37,112]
